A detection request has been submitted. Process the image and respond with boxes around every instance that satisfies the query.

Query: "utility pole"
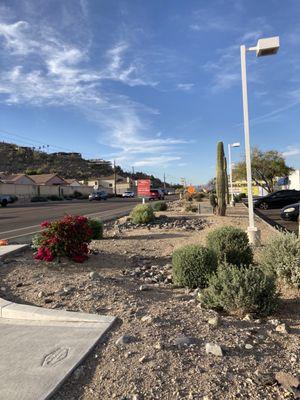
[163,173,166,189]
[113,160,117,197]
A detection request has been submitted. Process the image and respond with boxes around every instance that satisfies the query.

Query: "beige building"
[0,173,36,185]
[87,174,133,195]
[28,174,67,186]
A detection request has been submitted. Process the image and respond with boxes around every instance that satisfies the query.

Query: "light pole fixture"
[228,142,240,206]
[240,36,279,245]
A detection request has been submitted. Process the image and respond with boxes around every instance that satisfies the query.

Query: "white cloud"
[0,17,185,168]
[177,83,194,91]
[133,156,181,167]
[283,145,300,158]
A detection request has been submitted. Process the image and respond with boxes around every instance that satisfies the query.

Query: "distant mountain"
[0,141,166,186]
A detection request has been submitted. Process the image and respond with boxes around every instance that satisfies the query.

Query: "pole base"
[247,226,261,246]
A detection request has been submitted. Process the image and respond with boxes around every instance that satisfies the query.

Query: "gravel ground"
[0,203,299,400]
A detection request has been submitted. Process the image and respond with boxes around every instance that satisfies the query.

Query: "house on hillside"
[87,174,133,195]
[0,173,36,185]
[65,179,83,187]
[28,174,67,186]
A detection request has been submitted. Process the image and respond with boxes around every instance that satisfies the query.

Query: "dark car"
[280,202,299,221]
[88,191,108,201]
[0,194,18,207]
[253,190,300,210]
[149,189,164,200]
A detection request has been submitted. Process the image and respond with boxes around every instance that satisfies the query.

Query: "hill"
[0,142,165,186]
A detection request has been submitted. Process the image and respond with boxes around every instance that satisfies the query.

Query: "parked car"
[253,190,300,210]
[0,194,18,207]
[280,202,299,221]
[122,191,135,198]
[149,189,165,200]
[88,191,108,201]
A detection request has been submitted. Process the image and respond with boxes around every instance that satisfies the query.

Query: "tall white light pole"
[240,36,280,245]
[228,142,240,205]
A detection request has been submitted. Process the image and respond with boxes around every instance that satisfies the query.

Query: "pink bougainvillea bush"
[33,215,95,263]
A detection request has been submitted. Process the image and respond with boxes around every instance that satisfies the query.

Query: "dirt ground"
[0,202,299,400]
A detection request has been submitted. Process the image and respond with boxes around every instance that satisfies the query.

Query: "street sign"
[187,185,195,194]
[137,179,151,197]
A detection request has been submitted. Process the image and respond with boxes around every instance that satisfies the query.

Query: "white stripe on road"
[0,206,133,238]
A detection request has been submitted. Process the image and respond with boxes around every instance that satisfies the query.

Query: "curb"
[0,244,30,261]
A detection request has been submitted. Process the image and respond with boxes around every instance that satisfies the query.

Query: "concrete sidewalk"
[0,298,115,400]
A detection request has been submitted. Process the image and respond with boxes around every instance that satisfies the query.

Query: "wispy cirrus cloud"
[283,145,300,158]
[176,83,194,91]
[0,7,186,168]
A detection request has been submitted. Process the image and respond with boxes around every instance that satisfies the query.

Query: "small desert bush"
[185,203,198,213]
[193,192,204,202]
[261,232,300,288]
[200,263,278,316]
[209,193,217,209]
[172,244,217,289]
[207,226,253,267]
[87,218,103,240]
[31,196,48,202]
[130,204,155,224]
[152,201,168,211]
[184,192,194,202]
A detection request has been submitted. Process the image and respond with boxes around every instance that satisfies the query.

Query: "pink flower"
[41,221,51,228]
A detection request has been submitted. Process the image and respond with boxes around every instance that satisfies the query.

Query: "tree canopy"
[233,148,293,193]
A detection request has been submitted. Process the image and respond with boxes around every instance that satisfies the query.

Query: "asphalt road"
[0,198,142,240]
[254,207,298,235]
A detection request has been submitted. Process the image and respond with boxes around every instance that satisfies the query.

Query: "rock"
[0,286,6,292]
[245,343,253,350]
[139,285,151,291]
[275,371,300,390]
[154,341,164,350]
[243,314,253,321]
[205,342,224,357]
[73,365,85,379]
[131,394,142,400]
[44,298,53,304]
[115,334,135,346]
[269,319,280,326]
[89,271,100,280]
[275,323,289,334]
[141,315,153,324]
[139,355,148,363]
[174,335,197,347]
[208,315,220,327]
[38,291,45,298]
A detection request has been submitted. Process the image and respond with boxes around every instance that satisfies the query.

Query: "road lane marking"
[0,206,135,239]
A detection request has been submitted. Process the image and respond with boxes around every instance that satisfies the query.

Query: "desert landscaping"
[0,200,299,400]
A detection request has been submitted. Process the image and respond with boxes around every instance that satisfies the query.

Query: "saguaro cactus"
[224,156,230,205]
[216,141,226,216]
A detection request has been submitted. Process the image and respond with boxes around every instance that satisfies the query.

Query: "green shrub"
[87,218,103,240]
[73,190,83,199]
[47,195,63,201]
[193,192,204,202]
[130,204,155,224]
[31,196,48,202]
[152,201,168,211]
[172,244,217,289]
[209,193,217,209]
[200,263,278,316]
[185,203,198,213]
[261,232,300,288]
[184,192,193,201]
[234,193,246,203]
[207,226,253,267]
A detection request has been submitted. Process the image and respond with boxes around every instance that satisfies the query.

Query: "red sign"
[137,179,151,197]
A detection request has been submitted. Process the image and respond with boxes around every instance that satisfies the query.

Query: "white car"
[122,191,135,198]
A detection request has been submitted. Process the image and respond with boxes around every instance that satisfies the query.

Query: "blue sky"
[0,0,299,184]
